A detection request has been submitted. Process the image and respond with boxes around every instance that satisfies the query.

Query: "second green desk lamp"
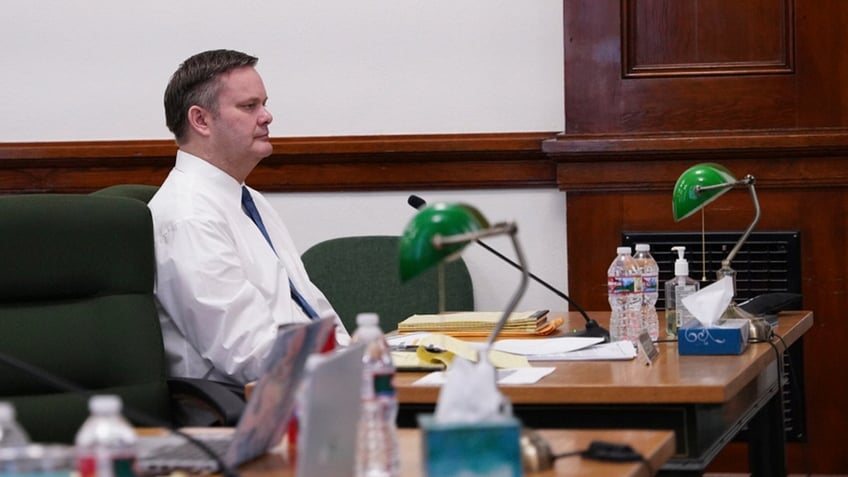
[672,162,772,340]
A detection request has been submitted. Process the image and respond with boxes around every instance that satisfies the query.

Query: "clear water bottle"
[75,395,137,477]
[351,313,400,477]
[633,243,659,341]
[607,246,643,345]
[0,402,30,447]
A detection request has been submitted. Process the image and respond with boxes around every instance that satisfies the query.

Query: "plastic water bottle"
[351,313,400,477]
[607,246,643,345]
[75,395,137,477]
[0,402,30,447]
[633,243,659,341]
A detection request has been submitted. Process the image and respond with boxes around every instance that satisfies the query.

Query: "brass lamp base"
[721,303,774,342]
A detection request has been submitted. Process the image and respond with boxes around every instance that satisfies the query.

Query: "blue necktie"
[241,186,319,320]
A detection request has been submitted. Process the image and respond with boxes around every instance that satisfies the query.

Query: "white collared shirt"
[149,151,349,385]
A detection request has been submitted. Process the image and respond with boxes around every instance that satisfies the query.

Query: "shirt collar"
[175,150,245,199]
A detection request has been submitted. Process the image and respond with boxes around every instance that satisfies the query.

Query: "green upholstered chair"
[301,235,475,333]
[0,193,242,443]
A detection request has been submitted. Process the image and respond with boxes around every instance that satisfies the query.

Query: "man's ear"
[187,105,212,137]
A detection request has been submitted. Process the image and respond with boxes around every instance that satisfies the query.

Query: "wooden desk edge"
[136,427,676,477]
[394,310,814,405]
[536,428,676,477]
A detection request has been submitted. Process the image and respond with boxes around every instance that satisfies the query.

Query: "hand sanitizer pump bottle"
[664,246,700,337]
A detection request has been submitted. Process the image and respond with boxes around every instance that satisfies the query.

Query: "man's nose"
[260,106,273,125]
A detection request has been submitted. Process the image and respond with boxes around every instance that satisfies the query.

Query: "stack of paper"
[397,310,553,336]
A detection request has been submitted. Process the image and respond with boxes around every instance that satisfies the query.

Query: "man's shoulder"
[150,177,231,225]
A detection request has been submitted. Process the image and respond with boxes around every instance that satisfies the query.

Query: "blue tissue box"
[418,414,521,477]
[678,318,750,355]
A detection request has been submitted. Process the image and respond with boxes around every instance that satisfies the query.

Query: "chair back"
[0,194,171,442]
[91,184,159,203]
[301,235,474,333]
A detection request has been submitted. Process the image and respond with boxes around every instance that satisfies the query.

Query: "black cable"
[771,331,812,477]
[551,449,583,460]
[773,333,812,476]
[0,350,239,477]
[552,440,653,476]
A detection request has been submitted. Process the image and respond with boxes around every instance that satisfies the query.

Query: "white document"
[387,332,431,347]
[413,367,555,386]
[525,340,637,361]
[491,336,604,356]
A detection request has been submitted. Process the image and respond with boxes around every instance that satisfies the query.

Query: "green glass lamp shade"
[399,202,489,281]
[672,163,738,221]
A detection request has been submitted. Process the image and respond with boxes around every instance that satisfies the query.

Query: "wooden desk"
[394,310,813,477]
[224,428,674,477]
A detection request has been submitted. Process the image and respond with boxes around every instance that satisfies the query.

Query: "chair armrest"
[168,377,245,427]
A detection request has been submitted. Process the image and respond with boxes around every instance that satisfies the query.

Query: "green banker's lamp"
[399,202,529,351]
[672,162,772,340]
[399,203,558,473]
[400,203,554,472]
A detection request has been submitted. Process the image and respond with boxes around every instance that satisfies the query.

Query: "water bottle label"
[373,372,395,397]
[641,275,658,293]
[78,456,135,477]
[608,276,640,294]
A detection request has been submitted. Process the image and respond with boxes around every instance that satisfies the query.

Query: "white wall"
[2,1,570,311]
[1,0,563,140]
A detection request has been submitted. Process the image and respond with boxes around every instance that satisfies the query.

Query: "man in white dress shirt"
[149,49,349,387]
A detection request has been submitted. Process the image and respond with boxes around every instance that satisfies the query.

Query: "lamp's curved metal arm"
[431,221,529,355]
[486,228,529,349]
[693,175,759,270]
[720,175,759,268]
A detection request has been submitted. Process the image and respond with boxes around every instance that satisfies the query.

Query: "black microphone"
[0,350,239,477]
[407,194,610,341]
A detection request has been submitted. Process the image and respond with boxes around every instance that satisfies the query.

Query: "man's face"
[206,66,274,176]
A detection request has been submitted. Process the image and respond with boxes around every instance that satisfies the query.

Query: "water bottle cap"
[356,312,379,327]
[0,402,15,421]
[89,395,122,415]
[635,243,650,252]
[616,246,631,255]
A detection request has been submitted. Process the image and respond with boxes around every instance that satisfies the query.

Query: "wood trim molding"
[545,128,848,192]
[0,132,558,193]
[5,129,848,194]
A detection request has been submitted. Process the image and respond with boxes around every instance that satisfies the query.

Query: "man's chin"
[255,140,273,157]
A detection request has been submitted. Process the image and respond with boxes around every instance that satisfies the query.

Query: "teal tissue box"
[418,414,522,477]
[678,318,750,355]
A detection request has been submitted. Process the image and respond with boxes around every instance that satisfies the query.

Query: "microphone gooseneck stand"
[407,194,609,341]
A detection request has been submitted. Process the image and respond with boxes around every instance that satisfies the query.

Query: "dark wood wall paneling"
[0,133,557,194]
[549,0,848,473]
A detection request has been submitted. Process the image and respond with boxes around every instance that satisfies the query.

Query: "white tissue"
[681,276,734,327]
[433,352,512,423]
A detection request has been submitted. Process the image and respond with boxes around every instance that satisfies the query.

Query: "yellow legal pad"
[397,310,560,337]
[392,333,530,370]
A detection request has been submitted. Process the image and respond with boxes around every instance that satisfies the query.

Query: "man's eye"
[241,103,257,110]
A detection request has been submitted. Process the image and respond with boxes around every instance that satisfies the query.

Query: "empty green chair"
[301,235,474,333]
